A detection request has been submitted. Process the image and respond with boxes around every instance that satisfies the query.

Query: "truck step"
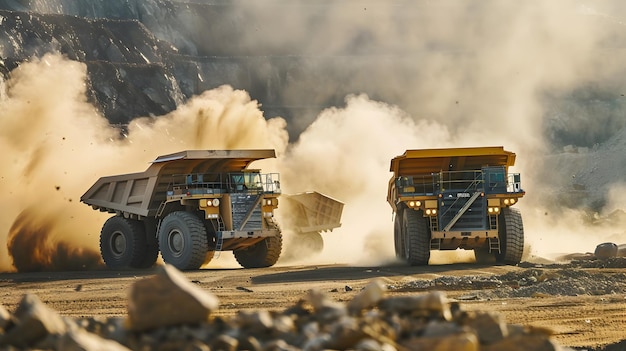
[489,237,500,253]
[430,239,441,250]
[214,232,223,258]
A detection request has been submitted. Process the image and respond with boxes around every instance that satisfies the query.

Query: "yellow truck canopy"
[151,149,276,175]
[80,149,276,217]
[390,146,516,176]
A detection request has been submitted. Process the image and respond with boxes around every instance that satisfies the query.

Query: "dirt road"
[1,260,625,350]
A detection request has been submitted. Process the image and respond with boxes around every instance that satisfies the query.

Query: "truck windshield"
[229,172,280,193]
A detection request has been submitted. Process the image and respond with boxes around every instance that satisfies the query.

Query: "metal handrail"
[438,171,484,219]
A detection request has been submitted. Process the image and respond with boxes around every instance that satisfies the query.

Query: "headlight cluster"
[264,198,278,206]
[408,200,421,208]
[425,208,437,215]
[202,198,220,207]
[488,207,500,214]
[503,198,517,205]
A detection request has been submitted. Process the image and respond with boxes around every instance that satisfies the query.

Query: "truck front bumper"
[217,229,280,239]
[431,229,498,240]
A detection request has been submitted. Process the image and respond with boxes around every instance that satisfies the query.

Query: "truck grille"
[231,194,263,231]
[438,191,487,231]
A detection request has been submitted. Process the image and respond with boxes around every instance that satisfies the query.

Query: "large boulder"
[126,264,220,331]
[0,294,69,348]
[595,242,619,259]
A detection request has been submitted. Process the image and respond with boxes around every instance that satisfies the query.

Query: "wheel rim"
[110,231,127,257]
[167,229,185,257]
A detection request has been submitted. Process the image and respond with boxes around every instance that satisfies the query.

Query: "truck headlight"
[426,209,431,215]
[212,198,220,207]
[503,199,510,205]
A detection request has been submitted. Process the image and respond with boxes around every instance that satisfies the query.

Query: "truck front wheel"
[496,207,524,264]
[158,211,209,270]
[403,209,430,265]
[394,210,404,259]
[100,216,149,269]
[234,233,283,268]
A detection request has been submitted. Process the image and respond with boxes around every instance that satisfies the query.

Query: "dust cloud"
[269,1,626,264]
[3,1,626,271]
[8,208,102,272]
[0,53,288,272]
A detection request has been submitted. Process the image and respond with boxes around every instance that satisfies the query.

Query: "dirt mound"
[391,259,626,300]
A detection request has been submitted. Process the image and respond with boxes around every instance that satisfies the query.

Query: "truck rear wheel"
[158,211,209,270]
[300,232,324,254]
[234,233,283,268]
[100,216,149,269]
[403,209,430,265]
[496,207,524,264]
[394,210,405,259]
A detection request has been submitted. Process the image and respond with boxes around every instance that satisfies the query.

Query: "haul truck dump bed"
[387,146,525,265]
[280,192,344,254]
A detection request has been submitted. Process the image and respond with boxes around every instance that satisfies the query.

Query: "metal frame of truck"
[81,149,283,270]
[387,146,525,265]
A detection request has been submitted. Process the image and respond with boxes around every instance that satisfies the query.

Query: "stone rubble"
[392,243,626,300]
[0,264,577,351]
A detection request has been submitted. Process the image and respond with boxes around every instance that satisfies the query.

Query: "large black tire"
[403,209,430,266]
[100,216,148,269]
[300,232,324,254]
[394,210,405,259]
[158,211,209,270]
[234,233,283,268]
[496,207,524,264]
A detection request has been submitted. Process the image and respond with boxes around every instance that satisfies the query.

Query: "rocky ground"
[1,255,626,351]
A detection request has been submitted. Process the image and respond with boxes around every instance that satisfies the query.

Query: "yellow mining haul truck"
[387,146,525,265]
[81,150,284,270]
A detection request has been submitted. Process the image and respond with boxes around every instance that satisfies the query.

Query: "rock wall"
[0,0,423,136]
